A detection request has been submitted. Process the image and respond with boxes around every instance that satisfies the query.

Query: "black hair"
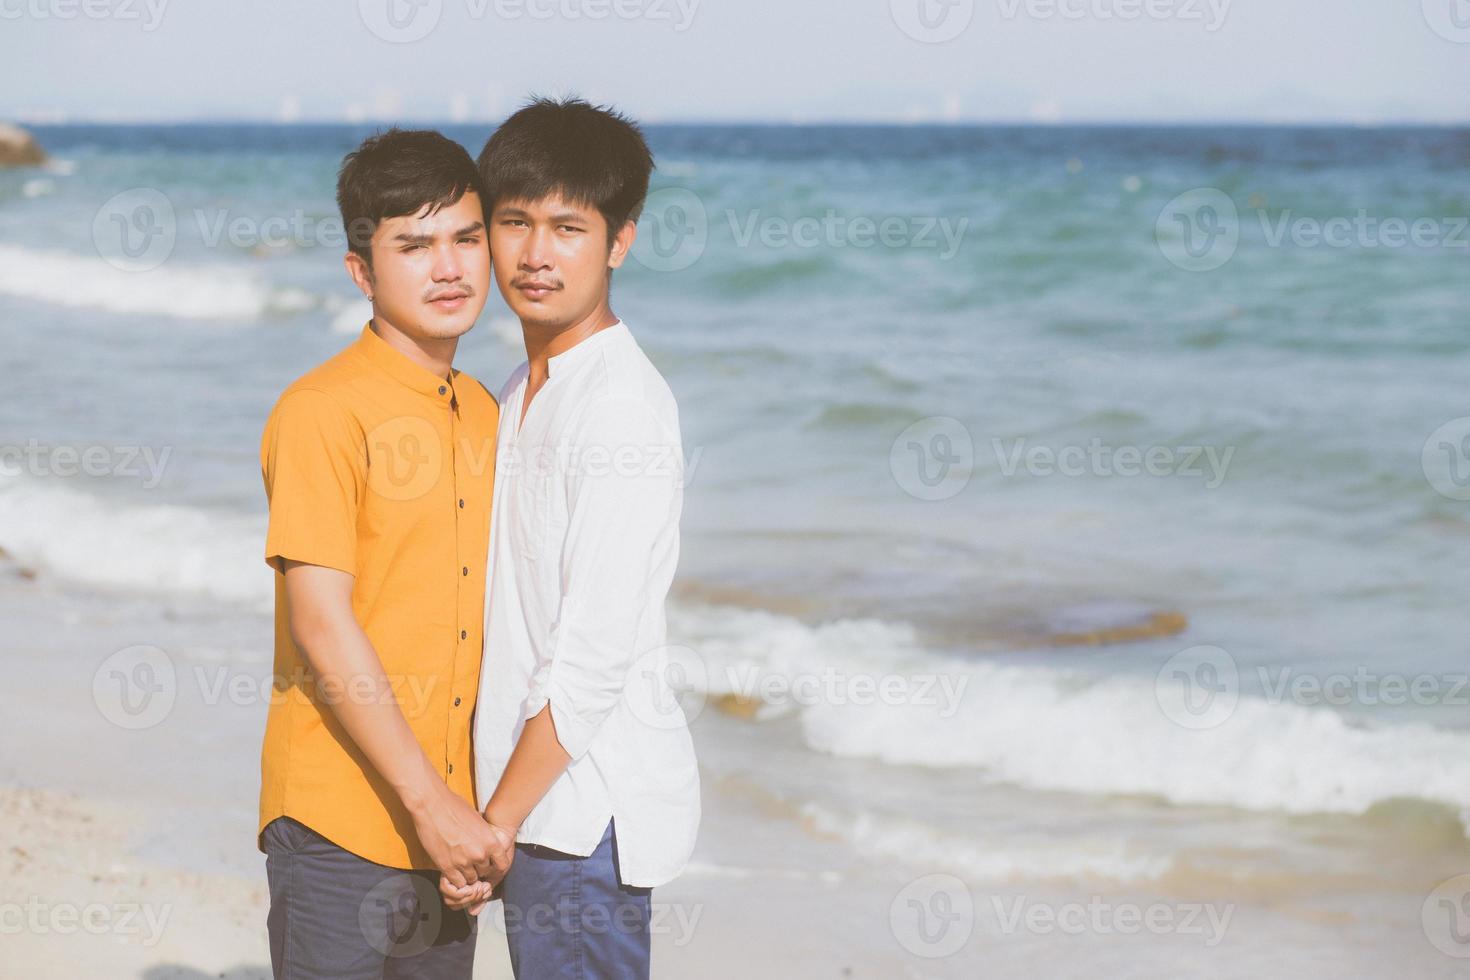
[476,96,654,244]
[336,128,482,263]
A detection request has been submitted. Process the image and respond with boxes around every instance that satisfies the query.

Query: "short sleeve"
[260,388,365,576]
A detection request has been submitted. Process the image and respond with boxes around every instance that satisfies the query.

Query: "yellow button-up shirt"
[258,323,497,869]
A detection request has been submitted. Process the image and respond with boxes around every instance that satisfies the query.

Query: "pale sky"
[2,0,1467,123]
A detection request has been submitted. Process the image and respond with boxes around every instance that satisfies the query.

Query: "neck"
[369,314,457,380]
[523,301,618,380]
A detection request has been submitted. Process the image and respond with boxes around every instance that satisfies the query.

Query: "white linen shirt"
[473,320,700,888]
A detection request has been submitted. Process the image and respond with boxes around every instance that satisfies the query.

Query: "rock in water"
[0,124,47,168]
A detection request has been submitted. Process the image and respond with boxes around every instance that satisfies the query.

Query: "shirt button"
[462,566,468,576]
[458,498,465,508]
[447,763,454,774]
[461,629,467,639]
[454,697,462,707]
[439,385,448,395]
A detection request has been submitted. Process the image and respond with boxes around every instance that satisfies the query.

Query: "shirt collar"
[545,320,628,379]
[353,322,459,402]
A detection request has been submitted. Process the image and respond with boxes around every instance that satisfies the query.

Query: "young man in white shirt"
[445,97,700,978]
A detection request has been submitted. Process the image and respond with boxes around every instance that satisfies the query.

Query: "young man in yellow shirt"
[257,128,506,978]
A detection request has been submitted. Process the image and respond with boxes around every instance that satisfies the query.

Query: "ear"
[344,250,375,300]
[606,218,637,271]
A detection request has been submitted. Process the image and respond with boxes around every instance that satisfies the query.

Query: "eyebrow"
[391,221,485,245]
[493,206,590,224]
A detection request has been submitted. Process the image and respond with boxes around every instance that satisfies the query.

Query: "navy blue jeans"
[262,816,477,979]
[499,818,653,979]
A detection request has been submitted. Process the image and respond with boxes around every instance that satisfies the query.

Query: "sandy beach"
[4,565,1468,979]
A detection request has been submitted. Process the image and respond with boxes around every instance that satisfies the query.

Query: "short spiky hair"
[336,128,482,262]
[476,97,654,243]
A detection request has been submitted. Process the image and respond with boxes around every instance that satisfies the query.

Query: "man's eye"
[559,225,582,234]
[401,244,426,253]
[459,236,482,245]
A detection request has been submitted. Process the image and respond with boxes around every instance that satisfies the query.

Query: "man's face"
[488,192,632,330]
[351,191,490,341]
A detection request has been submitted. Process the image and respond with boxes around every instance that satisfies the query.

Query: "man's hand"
[440,818,516,914]
[407,778,502,893]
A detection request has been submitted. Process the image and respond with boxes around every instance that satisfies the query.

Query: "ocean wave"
[798,801,1172,884]
[0,477,267,608]
[0,245,316,320]
[667,603,1470,834]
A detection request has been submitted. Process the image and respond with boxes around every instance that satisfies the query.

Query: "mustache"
[424,284,474,302]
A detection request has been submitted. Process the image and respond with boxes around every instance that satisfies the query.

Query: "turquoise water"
[2,124,1468,897]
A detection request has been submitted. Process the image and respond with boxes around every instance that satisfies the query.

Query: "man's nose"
[431,242,463,281]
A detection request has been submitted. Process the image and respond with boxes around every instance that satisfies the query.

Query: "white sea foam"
[0,477,266,608]
[0,245,316,320]
[667,603,1470,833]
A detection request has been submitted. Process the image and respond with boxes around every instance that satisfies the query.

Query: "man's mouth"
[427,290,471,311]
[514,281,559,301]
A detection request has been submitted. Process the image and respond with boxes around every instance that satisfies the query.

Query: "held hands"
[439,810,517,915]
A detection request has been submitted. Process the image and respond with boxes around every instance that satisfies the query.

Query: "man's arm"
[283,560,512,892]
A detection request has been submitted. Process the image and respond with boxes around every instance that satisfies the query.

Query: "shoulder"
[582,326,679,429]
